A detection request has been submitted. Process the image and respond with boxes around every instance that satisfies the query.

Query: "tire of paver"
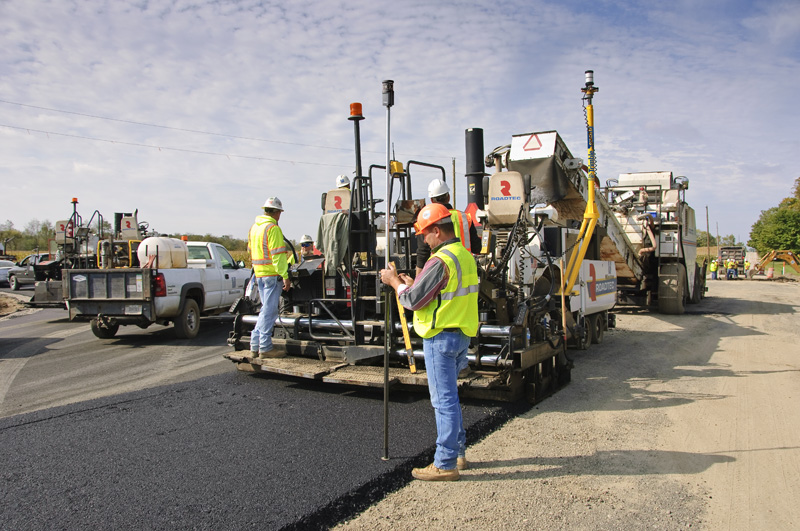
[658,263,686,315]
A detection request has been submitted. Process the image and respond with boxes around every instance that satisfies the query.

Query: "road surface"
[336,278,800,530]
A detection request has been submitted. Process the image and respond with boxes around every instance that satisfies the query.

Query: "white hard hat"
[427,178,450,199]
[263,197,284,211]
[336,174,350,188]
[300,234,313,244]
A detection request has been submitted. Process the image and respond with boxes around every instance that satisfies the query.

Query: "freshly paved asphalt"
[0,369,522,530]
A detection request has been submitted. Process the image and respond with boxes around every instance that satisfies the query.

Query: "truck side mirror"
[237,260,245,269]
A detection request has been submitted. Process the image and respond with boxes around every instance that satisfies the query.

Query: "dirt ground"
[0,293,27,317]
[336,278,800,530]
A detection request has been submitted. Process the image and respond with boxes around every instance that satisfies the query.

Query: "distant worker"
[709,259,718,280]
[415,179,481,276]
[247,197,291,359]
[726,259,735,280]
[380,203,479,481]
[299,234,319,260]
[744,260,750,278]
[336,174,351,190]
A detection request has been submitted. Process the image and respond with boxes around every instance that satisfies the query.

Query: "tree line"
[748,177,800,255]
[0,220,248,254]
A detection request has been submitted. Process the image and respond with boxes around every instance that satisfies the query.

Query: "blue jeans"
[250,276,282,352]
[423,330,470,470]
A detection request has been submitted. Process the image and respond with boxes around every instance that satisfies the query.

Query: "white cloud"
[1,0,798,245]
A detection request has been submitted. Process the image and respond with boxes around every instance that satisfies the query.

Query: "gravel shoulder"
[336,278,800,530]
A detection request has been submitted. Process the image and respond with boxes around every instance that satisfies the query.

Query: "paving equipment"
[483,72,703,315]
[225,77,618,402]
[24,200,151,308]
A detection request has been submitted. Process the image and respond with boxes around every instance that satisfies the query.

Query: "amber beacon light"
[349,102,363,119]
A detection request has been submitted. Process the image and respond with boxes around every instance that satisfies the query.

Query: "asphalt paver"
[0,370,520,530]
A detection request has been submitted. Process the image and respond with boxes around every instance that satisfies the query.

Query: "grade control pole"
[563,70,600,295]
[381,79,394,461]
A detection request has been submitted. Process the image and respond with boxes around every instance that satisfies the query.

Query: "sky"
[2,0,799,246]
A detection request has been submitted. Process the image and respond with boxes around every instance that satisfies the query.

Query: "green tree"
[778,177,800,212]
[0,220,23,254]
[718,234,741,246]
[748,207,800,255]
[179,233,248,251]
[697,231,717,247]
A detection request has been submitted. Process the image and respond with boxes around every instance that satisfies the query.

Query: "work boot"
[259,349,286,359]
[458,367,473,379]
[457,457,469,470]
[411,463,459,481]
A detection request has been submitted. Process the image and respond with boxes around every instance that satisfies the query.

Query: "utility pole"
[705,206,710,261]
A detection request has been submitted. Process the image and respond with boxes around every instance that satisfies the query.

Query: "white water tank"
[137,237,189,268]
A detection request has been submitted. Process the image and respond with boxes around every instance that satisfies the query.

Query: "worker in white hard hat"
[299,234,318,260]
[247,196,291,359]
[415,179,481,276]
[336,174,351,189]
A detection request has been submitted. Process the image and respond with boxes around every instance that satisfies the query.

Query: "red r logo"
[588,263,597,301]
[334,197,342,209]
[500,180,511,196]
[126,221,132,228]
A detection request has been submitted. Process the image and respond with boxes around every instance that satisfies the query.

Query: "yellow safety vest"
[248,215,288,278]
[413,241,479,339]
[449,209,471,250]
[709,261,718,272]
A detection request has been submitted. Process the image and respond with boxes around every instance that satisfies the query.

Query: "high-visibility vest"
[248,215,288,278]
[709,261,718,272]
[449,209,471,249]
[413,241,479,339]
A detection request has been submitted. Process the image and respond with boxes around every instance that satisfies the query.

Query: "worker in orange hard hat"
[380,202,479,481]
[415,179,481,276]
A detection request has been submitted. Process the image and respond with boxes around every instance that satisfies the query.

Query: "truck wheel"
[174,298,200,339]
[591,313,605,344]
[658,263,686,315]
[9,275,19,291]
[91,318,119,339]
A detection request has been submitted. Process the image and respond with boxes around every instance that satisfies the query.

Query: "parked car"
[0,259,16,287]
[7,253,51,291]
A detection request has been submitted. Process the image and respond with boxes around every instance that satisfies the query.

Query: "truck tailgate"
[65,269,154,321]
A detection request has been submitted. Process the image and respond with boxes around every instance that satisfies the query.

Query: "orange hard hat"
[414,203,451,233]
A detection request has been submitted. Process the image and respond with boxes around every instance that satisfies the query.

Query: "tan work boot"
[411,463,459,481]
[457,457,469,470]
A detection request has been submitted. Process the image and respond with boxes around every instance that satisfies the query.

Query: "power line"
[0,123,351,168]
[0,98,457,161]
[0,98,354,152]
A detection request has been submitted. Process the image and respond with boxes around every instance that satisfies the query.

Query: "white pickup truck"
[64,241,251,339]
